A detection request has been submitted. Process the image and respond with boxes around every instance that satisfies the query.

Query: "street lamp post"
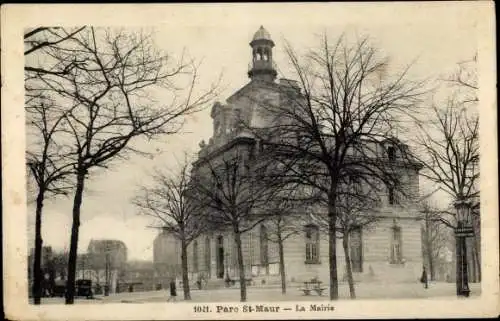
[454,199,474,297]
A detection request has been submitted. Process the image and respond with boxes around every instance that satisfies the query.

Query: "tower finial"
[248,26,276,82]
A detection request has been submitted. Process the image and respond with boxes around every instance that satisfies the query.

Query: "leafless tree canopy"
[416,57,479,215]
[133,159,207,300]
[29,27,215,171]
[256,35,425,201]
[134,161,206,244]
[416,104,479,204]
[25,27,86,75]
[192,149,278,233]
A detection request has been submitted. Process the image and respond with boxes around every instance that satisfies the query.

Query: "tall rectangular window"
[388,184,401,205]
[387,146,396,161]
[390,226,403,264]
[388,186,395,205]
[350,227,363,272]
[305,225,320,264]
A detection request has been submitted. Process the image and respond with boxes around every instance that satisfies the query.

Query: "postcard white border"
[2,3,498,320]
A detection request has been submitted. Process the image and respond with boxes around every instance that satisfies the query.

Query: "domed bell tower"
[248,26,277,82]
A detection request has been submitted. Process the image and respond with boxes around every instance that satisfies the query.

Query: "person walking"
[420,266,429,289]
[167,278,177,302]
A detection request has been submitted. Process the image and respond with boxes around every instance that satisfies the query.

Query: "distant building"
[86,239,128,293]
[153,229,182,287]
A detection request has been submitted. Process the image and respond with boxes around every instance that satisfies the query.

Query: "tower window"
[305,224,320,264]
[387,146,396,161]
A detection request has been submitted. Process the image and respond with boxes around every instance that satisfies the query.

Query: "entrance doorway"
[216,236,224,279]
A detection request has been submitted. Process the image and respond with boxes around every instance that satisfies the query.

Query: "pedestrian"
[420,266,428,289]
[167,278,177,302]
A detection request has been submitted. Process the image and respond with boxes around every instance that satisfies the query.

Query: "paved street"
[32,282,481,304]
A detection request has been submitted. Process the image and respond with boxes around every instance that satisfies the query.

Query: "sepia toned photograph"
[2,2,498,320]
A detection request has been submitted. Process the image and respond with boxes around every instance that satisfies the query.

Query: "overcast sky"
[26,3,479,261]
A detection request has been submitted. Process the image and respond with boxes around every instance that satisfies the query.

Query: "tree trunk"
[33,189,45,304]
[278,235,286,295]
[424,216,435,281]
[342,233,356,299]
[180,238,191,300]
[234,228,247,302]
[426,233,435,281]
[65,170,86,304]
[328,193,339,300]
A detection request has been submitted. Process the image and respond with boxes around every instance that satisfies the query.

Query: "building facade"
[155,26,424,286]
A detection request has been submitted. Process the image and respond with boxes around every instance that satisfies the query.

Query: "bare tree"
[25,27,86,75]
[264,187,310,295]
[192,147,277,302]
[415,57,480,282]
[419,202,451,281]
[306,175,382,299]
[445,55,478,104]
[336,178,381,299]
[133,159,206,300]
[416,103,479,204]
[255,34,425,300]
[28,27,218,304]
[25,94,76,305]
[24,27,86,305]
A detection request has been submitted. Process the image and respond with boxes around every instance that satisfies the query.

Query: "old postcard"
[2,2,498,320]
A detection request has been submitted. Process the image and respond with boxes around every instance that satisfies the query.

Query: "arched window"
[390,225,403,264]
[305,224,320,264]
[193,240,199,272]
[260,225,269,268]
[256,48,263,60]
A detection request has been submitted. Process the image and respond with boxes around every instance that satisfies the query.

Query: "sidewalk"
[104,281,482,303]
[33,282,481,304]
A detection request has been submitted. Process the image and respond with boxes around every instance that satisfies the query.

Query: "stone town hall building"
[153,26,423,286]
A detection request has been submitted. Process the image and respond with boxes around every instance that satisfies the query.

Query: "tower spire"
[248,26,277,82]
